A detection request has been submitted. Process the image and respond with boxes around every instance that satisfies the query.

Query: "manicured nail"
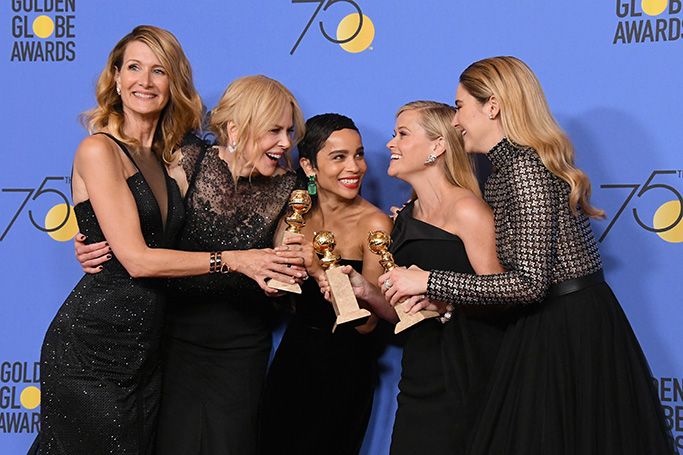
[106,254,112,259]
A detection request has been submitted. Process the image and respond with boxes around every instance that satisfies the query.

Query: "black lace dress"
[389,201,508,455]
[156,137,297,455]
[259,260,379,455]
[39,133,185,454]
[427,138,675,455]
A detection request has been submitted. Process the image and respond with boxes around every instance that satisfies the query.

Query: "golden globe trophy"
[267,189,312,294]
[313,231,371,332]
[368,230,439,334]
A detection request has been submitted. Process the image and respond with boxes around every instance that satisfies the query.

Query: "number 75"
[599,170,683,242]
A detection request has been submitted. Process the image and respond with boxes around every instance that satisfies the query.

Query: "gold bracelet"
[209,252,217,273]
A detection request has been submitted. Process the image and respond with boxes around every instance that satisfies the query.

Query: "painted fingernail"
[106,254,112,259]
[98,266,103,270]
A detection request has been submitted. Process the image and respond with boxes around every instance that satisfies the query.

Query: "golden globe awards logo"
[614,0,683,44]
[654,376,683,450]
[0,361,40,433]
[10,0,76,62]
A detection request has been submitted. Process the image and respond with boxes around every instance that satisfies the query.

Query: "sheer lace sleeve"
[168,145,298,298]
[427,146,557,306]
[178,133,209,186]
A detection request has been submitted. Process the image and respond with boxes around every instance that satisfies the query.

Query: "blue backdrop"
[2,1,682,453]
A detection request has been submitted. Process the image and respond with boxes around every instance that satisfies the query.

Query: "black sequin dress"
[389,201,507,455]
[427,138,675,455]
[156,137,297,455]
[39,133,185,454]
[259,259,379,455]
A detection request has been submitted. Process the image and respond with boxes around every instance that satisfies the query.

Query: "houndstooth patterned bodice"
[427,138,602,306]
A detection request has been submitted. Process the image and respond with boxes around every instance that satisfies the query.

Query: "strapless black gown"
[259,259,379,455]
[38,133,185,454]
[390,201,508,455]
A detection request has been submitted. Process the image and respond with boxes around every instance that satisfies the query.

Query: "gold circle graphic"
[45,204,79,242]
[641,0,668,16]
[337,14,375,53]
[32,15,55,39]
[20,386,41,410]
[653,200,683,243]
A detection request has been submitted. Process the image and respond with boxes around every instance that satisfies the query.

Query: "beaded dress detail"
[39,133,185,454]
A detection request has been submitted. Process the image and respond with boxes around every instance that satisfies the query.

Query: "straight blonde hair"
[460,56,603,218]
[209,75,305,183]
[82,25,203,163]
[398,101,481,198]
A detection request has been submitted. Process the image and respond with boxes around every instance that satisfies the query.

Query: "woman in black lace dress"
[156,76,308,455]
[380,57,674,454]
[38,26,249,455]
[259,113,392,454]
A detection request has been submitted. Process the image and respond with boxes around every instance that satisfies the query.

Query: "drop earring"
[227,142,237,154]
[116,84,121,96]
[307,174,317,196]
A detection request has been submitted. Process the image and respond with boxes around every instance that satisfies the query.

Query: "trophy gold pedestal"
[267,190,312,294]
[313,231,371,332]
[368,230,440,334]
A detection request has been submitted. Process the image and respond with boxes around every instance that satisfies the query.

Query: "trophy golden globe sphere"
[313,231,340,270]
[289,189,312,213]
[313,230,336,254]
[368,230,391,254]
[284,190,312,233]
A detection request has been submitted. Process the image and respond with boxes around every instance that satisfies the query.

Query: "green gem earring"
[307,174,317,196]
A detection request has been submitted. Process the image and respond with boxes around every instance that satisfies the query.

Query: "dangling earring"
[227,142,237,154]
[424,154,437,165]
[116,84,121,96]
[488,113,494,119]
[307,174,317,196]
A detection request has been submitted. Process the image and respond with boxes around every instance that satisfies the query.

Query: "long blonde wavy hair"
[82,25,203,163]
[209,75,305,183]
[459,56,604,218]
[398,101,481,198]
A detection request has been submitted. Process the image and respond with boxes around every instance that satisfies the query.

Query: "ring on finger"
[383,279,393,290]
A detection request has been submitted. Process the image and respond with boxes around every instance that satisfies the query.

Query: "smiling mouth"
[132,92,156,99]
[339,177,360,188]
[390,154,401,160]
[265,152,282,161]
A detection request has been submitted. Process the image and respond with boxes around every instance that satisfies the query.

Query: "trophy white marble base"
[327,267,371,333]
[394,301,440,334]
[266,279,302,294]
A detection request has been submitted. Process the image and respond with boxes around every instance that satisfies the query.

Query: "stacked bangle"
[209,252,231,274]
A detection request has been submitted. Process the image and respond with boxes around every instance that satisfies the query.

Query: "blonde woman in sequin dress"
[37,27,300,455]
[378,57,674,454]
